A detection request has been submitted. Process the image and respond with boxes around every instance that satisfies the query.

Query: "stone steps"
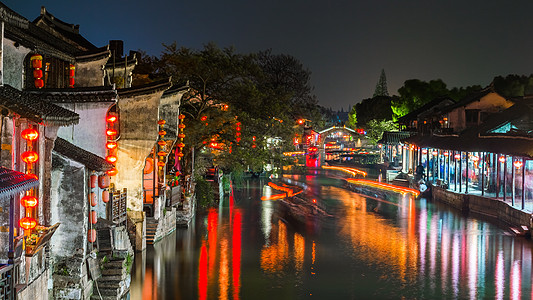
[146,219,159,245]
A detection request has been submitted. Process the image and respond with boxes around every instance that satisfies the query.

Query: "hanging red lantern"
[454,154,461,160]
[102,190,110,203]
[200,116,207,121]
[157,151,167,157]
[88,229,97,243]
[178,133,186,139]
[499,156,506,163]
[21,151,39,164]
[177,142,185,148]
[21,128,39,141]
[90,174,98,188]
[89,210,97,224]
[90,192,97,207]
[98,175,110,189]
[33,69,43,79]
[21,195,38,208]
[69,64,75,77]
[178,124,186,129]
[157,140,166,147]
[34,78,44,89]
[106,129,117,136]
[236,137,241,143]
[107,168,118,176]
[19,217,37,230]
[236,122,241,126]
[158,130,167,136]
[252,144,257,148]
[106,142,118,149]
[157,161,166,167]
[236,132,241,136]
[432,150,438,156]
[157,119,166,125]
[30,55,43,69]
[422,149,427,154]
[177,152,184,157]
[236,126,241,131]
[514,161,523,168]
[179,114,186,120]
[106,115,117,123]
[105,155,117,163]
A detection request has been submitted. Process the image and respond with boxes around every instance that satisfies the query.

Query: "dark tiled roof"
[33,7,97,51]
[0,85,79,126]
[117,78,172,98]
[75,46,111,63]
[0,167,39,200]
[378,131,415,144]
[53,137,114,172]
[162,84,189,97]
[398,96,455,124]
[27,86,117,103]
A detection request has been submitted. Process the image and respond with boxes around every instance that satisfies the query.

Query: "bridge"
[316,126,367,149]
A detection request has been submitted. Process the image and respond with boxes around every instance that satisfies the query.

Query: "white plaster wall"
[2,37,30,89]
[115,91,164,212]
[56,102,110,158]
[75,58,108,87]
[49,156,88,259]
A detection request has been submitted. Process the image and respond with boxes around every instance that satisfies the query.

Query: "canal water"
[130,172,533,299]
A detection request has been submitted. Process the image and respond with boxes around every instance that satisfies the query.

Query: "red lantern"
[106,129,117,136]
[158,119,166,125]
[158,140,166,147]
[252,144,257,148]
[21,195,38,208]
[178,133,186,139]
[454,154,461,160]
[19,217,37,230]
[157,161,165,167]
[432,150,438,156]
[106,142,118,149]
[236,122,241,126]
[98,175,110,189]
[89,210,97,224]
[34,79,44,89]
[90,174,98,188]
[88,229,97,243]
[200,116,207,121]
[422,149,427,154]
[236,132,241,136]
[236,126,241,131]
[514,161,523,168]
[105,155,117,163]
[179,114,186,120]
[21,128,39,141]
[499,156,506,163]
[90,192,97,206]
[107,168,118,176]
[236,137,241,143]
[177,142,185,148]
[159,130,167,136]
[69,64,75,77]
[102,190,109,203]
[30,54,42,69]
[157,151,167,157]
[177,152,184,157]
[69,77,75,87]
[21,151,39,164]
[178,124,186,129]
[106,115,117,123]
[33,69,43,79]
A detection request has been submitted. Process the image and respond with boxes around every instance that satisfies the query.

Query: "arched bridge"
[317,126,365,149]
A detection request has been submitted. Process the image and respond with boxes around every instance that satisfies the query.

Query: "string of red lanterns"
[106,110,118,176]
[69,64,75,88]
[31,54,44,89]
[19,125,39,237]
[177,114,186,160]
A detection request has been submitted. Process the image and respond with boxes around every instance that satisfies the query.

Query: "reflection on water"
[131,176,533,299]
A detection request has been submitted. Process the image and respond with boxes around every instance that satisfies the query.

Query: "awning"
[0,167,39,200]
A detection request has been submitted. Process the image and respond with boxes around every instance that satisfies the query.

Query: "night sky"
[5,0,533,110]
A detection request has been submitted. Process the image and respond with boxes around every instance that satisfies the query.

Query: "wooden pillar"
[503,155,507,202]
[496,154,500,198]
[465,151,469,194]
[522,157,526,209]
[511,156,516,206]
[481,152,485,196]
[454,151,458,191]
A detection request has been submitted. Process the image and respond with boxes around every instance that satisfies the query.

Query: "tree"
[144,43,322,178]
[492,74,533,97]
[373,69,389,97]
[364,119,398,145]
[392,79,448,120]
[354,95,395,127]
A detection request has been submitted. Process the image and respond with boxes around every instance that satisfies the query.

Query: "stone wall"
[153,207,177,244]
[17,268,48,300]
[432,186,532,230]
[3,38,30,89]
[75,58,108,87]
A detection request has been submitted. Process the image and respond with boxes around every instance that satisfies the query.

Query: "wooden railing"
[0,264,13,300]
[109,187,127,226]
